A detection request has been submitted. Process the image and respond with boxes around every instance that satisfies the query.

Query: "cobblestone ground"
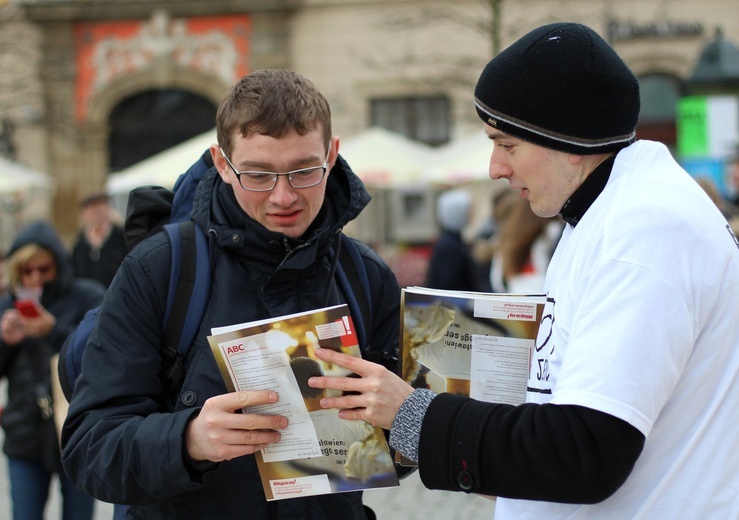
[364,470,496,520]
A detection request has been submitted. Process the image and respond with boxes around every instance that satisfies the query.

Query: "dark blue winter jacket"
[61,156,400,519]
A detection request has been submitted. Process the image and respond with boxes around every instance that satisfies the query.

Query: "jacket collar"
[559,154,616,227]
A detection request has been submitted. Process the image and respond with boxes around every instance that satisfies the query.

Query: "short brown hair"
[215,69,332,156]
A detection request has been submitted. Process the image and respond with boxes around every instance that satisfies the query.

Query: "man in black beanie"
[308,22,739,519]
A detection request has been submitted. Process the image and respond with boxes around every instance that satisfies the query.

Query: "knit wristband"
[389,388,437,463]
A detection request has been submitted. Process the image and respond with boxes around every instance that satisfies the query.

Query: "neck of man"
[559,153,617,227]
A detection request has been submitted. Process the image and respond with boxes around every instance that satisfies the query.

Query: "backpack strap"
[335,234,373,351]
[160,221,210,402]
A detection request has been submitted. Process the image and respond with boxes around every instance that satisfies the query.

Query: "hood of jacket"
[6,220,74,297]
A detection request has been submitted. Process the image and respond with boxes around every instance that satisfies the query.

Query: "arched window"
[108,90,216,172]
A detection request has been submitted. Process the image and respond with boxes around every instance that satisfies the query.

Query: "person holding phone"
[0,221,105,520]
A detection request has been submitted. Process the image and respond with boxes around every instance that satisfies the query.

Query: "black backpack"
[58,219,210,402]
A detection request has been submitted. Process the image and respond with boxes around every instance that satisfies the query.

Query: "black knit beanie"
[474,22,640,155]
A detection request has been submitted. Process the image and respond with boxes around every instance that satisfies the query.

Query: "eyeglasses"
[20,264,54,277]
[220,147,329,192]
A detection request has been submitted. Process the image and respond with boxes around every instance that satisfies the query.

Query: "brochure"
[208,304,399,500]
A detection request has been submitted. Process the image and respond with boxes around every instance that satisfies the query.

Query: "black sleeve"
[418,394,645,504]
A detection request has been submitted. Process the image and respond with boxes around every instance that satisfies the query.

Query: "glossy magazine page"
[208,304,399,500]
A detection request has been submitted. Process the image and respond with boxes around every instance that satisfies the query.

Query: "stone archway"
[85,65,228,177]
[54,67,230,240]
[107,89,217,173]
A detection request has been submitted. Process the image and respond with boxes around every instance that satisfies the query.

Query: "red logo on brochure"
[337,315,358,347]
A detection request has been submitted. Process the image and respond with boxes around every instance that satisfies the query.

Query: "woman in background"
[0,221,104,520]
[490,191,563,294]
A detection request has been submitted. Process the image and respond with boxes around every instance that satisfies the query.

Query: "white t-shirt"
[496,141,739,519]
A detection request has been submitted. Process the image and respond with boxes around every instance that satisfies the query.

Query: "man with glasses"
[61,69,400,520]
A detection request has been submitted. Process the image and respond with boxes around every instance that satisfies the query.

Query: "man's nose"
[269,175,298,203]
[488,151,510,180]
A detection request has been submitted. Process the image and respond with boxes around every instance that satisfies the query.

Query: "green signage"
[677,96,708,157]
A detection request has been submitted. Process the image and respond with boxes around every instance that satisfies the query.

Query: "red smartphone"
[14,300,40,318]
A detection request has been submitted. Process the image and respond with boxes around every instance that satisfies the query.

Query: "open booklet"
[399,287,547,465]
[208,304,399,501]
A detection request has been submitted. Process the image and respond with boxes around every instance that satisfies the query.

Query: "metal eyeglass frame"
[220,146,330,192]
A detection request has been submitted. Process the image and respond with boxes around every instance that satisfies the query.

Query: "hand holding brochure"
[397,287,547,474]
[401,287,546,404]
[208,304,399,501]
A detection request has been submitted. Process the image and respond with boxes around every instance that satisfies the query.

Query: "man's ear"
[210,144,233,185]
[328,136,340,171]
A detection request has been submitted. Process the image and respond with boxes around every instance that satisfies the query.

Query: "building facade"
[0,0,738,244]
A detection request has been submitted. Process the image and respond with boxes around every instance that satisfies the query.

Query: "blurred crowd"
[426,152,739,296]
[0,193,125,520]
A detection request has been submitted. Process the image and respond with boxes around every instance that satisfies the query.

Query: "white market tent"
[106,126,440,197]
[103,126,498,215]
[339,126,435,187]
[99,126,502,247]
[105,127,500,194]
[106,128,217,195]
[0,155,55,194]
[428,131,493,184]
[0,156,57,251]
[106,129,217,214]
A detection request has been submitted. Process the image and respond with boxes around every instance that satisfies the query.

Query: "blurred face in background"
[82,198,113,230]
[19,249,56,289]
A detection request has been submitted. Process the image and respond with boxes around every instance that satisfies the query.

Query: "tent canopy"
[105,126,497,196]
[427,131,493,184]
[0,156,56,194]
[0,156,57,252]
[339,126,434,187]
[107,126,440,193]
[106,129,217,195]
